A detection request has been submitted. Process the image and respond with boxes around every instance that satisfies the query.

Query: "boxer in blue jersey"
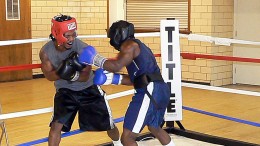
[79,20,175,146]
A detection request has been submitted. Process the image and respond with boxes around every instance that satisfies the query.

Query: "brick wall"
[31,0,109,74]
[181,0,234,86]
[31,0,234,86]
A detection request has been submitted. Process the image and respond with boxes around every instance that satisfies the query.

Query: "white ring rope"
[0,33,160,46]
[182,83,260,97]
[0,89,135,120]
[1,33,260,47]
[1,84,259,120]
[1,32,260,120]
[0,38,50,46]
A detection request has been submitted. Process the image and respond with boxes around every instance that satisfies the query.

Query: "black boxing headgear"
[108,20,134,51]
[51,14,77,46]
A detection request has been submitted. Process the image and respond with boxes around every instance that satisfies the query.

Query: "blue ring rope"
[17,107,260,146]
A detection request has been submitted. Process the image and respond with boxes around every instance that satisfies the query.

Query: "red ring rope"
[1,53,260,72]
[181,53,260,63]
[0,64,41,72]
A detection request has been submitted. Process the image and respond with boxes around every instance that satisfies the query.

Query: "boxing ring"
[1,20,260,146]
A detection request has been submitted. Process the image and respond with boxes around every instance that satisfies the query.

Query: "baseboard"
[33,74,45,79]
[181,80,210,85]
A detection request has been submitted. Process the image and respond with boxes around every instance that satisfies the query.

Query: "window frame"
[5,0,20,20]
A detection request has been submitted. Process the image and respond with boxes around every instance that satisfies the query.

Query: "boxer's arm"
[121,75,132,85]
[39,49,60,81]
[77,65,92,82]
[103,40,140,72]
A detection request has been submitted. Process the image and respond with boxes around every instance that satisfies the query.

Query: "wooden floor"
[0,78,260,145]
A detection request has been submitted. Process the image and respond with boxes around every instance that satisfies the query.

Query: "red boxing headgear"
[51,15,77,46]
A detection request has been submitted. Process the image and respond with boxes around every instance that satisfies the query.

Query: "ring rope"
[181,53,260,63]
[182,83,260,97]
[2,53,260,72]
[0,33,160,46]
[0,64,41,72]
[1,83,260,120]
[0,89,135,120]
[1,33,260,47]
[1,33,260,123]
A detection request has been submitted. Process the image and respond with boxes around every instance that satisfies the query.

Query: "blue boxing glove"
[94,68,122,85]
[79,45,107,68]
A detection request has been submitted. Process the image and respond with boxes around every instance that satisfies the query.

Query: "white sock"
[113,139,123,146]
[163,139,175,146]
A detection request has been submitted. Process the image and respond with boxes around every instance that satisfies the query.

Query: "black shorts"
[50,85,115,132]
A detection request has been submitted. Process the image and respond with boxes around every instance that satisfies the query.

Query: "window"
[126,0,190,33]
[6,0,20,20]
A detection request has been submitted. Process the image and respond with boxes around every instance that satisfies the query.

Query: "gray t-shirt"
[42,38,94,91]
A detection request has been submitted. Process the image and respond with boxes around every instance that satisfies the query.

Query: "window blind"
[126,0,189,30]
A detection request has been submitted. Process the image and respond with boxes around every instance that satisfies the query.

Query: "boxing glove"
[56,59,80,81]
[67,51,86,71]
[79,45,107,68]
[94,68,122,85]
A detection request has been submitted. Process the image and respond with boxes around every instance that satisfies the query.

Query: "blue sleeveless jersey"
[124,39,170,133]
[126,39,160,82]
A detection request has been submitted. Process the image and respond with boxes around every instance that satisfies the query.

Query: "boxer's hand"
[94,68,122,85]
[79,45,107,68]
